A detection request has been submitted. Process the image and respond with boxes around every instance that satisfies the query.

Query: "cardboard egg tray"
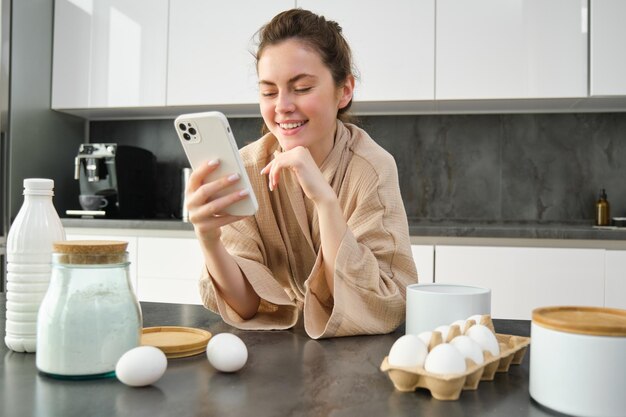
[380,315,530,400]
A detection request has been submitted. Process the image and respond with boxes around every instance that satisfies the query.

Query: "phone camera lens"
[179,123,187,131]
[188,127,197,135]
[183,133,191,141]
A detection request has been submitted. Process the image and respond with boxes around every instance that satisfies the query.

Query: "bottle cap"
[23,178,54,196]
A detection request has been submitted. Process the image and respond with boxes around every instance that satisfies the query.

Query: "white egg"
[417,331,433,347]
[116,346,167,387]
[451,319,466,328]
[466,324,500,356]
[466,314,485,325]
[435,325,451,341]
[450,335,485,365]
[207,333,248,373]
[424,343,467,375]
[388,335,428,367]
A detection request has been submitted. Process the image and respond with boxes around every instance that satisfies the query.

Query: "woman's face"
[257,39,353,165]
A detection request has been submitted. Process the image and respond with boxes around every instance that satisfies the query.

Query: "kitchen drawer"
[435,245,605,320]
[411,245,434,283]
[137,277,202,305]
[136,237,204,304]
[137,237,204,280]
[605,250,626,310]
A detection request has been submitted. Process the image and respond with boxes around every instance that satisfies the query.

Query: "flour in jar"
[36,257,142,377]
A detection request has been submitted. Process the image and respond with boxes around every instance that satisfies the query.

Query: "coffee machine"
[73,143,156,218]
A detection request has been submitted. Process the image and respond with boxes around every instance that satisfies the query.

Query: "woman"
[186,9,417,338]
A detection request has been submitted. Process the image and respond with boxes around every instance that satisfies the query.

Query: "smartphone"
[174,111,258,216]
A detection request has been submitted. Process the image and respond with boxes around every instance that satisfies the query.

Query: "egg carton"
[380,315,530,400]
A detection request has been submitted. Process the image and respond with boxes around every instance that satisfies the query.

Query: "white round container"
[530,306,626,417]
[405,283,491,335]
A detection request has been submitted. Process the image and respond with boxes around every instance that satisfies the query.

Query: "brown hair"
[254,8,357,127]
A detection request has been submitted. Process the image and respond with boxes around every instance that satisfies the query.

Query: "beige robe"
[199,120,418,339]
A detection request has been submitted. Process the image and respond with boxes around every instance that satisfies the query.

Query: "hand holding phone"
[174,111,258,217]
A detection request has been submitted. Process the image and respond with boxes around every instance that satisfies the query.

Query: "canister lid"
[532,306,626,337]
[53,240,128,264]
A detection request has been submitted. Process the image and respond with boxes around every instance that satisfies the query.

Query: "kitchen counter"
[408,219,626,241]
[1,294,563,417]
[61,218,195,232]
[61,217,626,241]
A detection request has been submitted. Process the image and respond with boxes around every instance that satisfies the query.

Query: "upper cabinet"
[51,0,626,117]
[52,0,169,109]
[436,0,588,100]
[166,0,294,107]
[590,0,626,96]
[298,0,435,103]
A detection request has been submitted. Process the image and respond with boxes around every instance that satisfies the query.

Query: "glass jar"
[36,240,142,379]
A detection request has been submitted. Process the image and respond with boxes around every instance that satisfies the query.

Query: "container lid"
[532,306,626,337]
[141,326,212,358]
[53,240,128,264]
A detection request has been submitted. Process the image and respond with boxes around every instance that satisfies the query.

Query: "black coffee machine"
[74,143,156,218]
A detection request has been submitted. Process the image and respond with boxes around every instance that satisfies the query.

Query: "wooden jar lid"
[532,306,626,337]
[53,240,128,264]
[141,326,212,358]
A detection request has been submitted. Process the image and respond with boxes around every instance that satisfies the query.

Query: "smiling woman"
[256,39,351,165]
[186,8,418,339]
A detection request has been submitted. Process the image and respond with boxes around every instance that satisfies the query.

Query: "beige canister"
[529,306,626,417]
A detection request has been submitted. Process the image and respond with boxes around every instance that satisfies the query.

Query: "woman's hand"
[260,146,335,203]
[185,159,251,245]
[262,146,346,297]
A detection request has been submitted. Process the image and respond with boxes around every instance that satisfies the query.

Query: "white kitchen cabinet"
[590,0,626,96]
[605,250,626,310]
[136,237,204,305]
[411,245,434,283]
[167,0,294,106]
[434,245,605,320]
[436,0,588,100]
[52,0,169,109]
[298,0,435,103]
[65,233,139,293]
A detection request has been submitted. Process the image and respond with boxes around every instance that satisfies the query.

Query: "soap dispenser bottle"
[595,189,610,226]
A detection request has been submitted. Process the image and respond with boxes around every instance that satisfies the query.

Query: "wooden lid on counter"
[532,306,626,337]
[141,326,212,358]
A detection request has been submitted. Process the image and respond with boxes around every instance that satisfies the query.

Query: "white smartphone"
[174,111,258,216]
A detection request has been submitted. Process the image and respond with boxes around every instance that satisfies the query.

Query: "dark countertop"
[408,219,626,241]
[1,294,565,417]
[62,218,195,232]
[61,217,626,241]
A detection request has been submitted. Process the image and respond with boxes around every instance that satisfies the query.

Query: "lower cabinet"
[66,230,204,305]
[411,245,434,284]
[136,237,204,305]
[605,250,626,310]
[434,245,606,320]
[67,229,625,313]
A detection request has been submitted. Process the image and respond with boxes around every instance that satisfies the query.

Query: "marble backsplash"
[90,113,626,222]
